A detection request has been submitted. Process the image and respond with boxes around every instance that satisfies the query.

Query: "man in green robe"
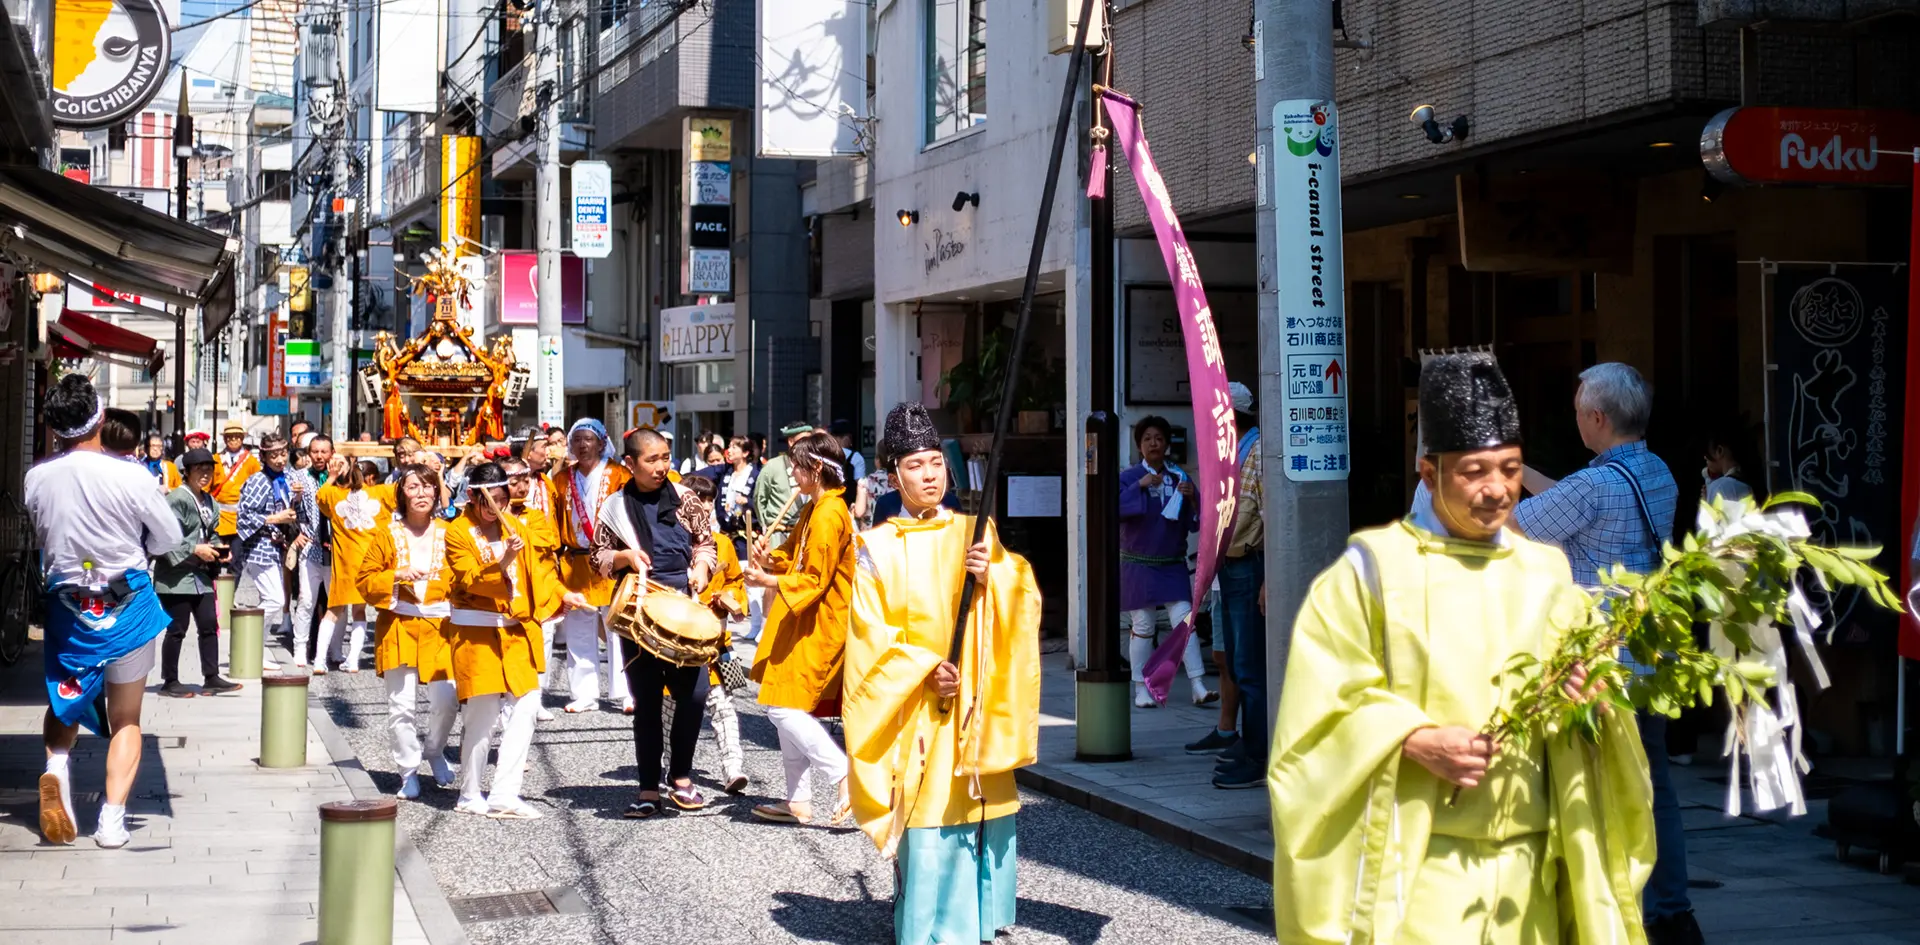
[1269,352,1655,945]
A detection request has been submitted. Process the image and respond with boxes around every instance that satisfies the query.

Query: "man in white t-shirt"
[25,375,183,849]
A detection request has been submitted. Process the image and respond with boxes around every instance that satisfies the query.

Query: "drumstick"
[754,490,803,557]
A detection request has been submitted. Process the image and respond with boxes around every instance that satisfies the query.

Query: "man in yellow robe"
[1270,353,1655,945]
[844,403,1042,945]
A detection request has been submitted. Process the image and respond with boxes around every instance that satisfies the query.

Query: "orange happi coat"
[444,507,544,701]
[357,517,456,681]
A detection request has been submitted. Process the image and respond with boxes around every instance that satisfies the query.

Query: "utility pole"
[1253,0,1349,726]
[533,0,565,430]
[327,15,352,440]
[173,75,192,438]
[330,134,352,439]
[1078,40,1127,761]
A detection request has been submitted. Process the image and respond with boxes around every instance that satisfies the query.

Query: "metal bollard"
[318,798,397,945]
[214,573,236,630]
[229,607,264,679]
[1074,673,1135,762]
[258,674,309,768]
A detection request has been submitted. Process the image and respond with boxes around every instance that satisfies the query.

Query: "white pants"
[766,706,847,807]
[459,688,540,808]
[385,667,456,772]
[290,557,329,663]
[562,607,629,705]
[1127,600,1205,684]
[241,561,287,664]
[707,684,743,779]
[743,587,767,641]
[316,605,368,671]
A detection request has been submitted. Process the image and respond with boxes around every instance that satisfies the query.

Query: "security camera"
[1409,104,1470,145]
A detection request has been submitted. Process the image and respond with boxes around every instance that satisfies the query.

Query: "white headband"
[52,401,105,441]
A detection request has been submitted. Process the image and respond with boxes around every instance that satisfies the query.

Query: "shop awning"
[0,164,235,331]
[49,309,164,374]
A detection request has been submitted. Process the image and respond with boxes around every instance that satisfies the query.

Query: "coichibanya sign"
[1703,107,1919,187]
[51,0,172,128]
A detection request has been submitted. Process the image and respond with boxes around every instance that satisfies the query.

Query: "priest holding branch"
[1269,353,1654,945]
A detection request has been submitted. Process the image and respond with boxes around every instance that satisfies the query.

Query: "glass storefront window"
[671,359,735,395]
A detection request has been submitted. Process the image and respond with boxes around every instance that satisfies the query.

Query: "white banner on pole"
[756,0,868,157]
[571,160,612,259]
[376,0,441,113]
[1270,100,1350,482]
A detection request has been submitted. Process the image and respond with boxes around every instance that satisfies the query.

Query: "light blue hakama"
[893,814,1017,945]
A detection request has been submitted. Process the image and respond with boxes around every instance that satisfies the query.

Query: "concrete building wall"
[1109,0,1917,232]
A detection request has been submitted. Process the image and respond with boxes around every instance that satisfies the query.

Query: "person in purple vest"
[1118,415,1217,708]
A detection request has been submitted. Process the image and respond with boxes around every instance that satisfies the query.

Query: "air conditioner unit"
[1048,0,1106,54]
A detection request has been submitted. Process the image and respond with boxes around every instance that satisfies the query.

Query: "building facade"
[1108,0,1919,752]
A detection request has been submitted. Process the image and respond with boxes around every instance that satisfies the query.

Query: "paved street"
[8,627,1920,944]
[313,639,1274,945]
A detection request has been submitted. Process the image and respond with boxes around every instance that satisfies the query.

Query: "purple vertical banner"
[1101,89,1241,704]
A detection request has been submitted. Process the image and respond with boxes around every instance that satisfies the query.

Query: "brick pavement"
[1020,655,1920,942]
[0,635,438,945]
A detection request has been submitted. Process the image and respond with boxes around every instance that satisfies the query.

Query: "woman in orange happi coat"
[745,430,857,826]
[356,464,457,798]
[444,461,546,821]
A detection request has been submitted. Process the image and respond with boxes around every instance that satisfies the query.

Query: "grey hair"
[1576,362,1652,438]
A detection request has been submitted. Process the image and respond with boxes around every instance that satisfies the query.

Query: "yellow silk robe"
[843,513,1042,855]
[1270,519,1654,945]
[356,519,454,681]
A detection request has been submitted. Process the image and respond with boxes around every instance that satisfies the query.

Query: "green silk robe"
[1269,520,1655,945]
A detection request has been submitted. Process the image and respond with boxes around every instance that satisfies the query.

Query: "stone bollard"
[258,674,309,768]
[229,607,264,679]
[318,798,397,945]
[214,573,236,630]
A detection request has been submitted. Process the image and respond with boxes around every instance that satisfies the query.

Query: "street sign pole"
[1254,0,1350,726]
[534,4,566,430]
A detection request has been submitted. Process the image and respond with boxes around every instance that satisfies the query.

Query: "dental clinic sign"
[1703,107,1919,187]
[1270,100,1350,482]
[658,303,734,364]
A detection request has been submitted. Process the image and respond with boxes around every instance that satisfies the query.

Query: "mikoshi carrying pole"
[939,2,1096,706]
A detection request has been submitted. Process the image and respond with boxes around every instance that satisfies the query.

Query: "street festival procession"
[4,1,1920,944]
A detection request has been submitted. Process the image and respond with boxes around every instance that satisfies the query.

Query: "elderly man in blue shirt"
[1510,362,1696,945]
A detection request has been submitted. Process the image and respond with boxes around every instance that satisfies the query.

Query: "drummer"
[445,462,546,820]
[355,464,457,797]
[588,427,719,818]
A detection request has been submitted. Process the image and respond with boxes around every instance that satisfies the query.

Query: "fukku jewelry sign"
[51,0,172,129]
[1703,107,1918,187]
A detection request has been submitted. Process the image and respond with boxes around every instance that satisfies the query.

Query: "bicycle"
[0,492,38,666]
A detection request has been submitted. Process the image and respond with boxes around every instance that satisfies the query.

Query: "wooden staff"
[937,2,1095,715]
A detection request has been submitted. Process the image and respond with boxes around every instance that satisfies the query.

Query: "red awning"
[49,309,163,373]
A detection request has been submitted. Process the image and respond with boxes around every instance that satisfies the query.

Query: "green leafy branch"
[1479,491,1903,766]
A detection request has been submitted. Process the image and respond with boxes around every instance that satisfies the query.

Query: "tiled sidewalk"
[1020,656,1920,942]
[0,635,438,945]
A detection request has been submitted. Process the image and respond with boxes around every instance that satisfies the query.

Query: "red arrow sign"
[1324,359,1343,395]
